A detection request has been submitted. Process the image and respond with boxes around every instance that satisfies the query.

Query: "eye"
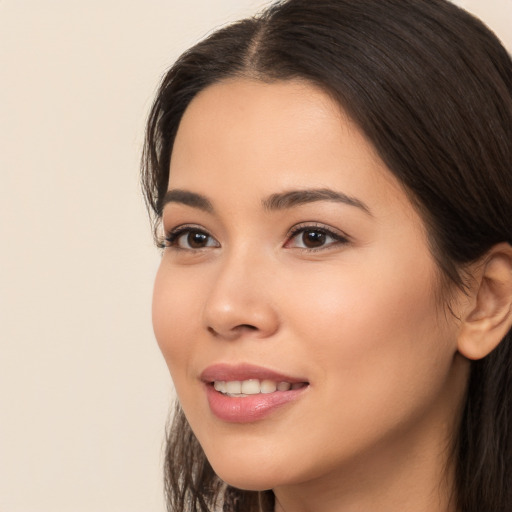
[285,224,349,250]
[164,226,219,250]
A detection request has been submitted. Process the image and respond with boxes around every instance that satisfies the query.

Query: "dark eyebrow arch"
[263,188,372,215]
[162,189,214,213]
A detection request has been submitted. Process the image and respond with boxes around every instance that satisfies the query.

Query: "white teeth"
[213,379,304,395]
[214,381,226,393]
[241,379,260,394]
[260,380,277,393]
[226,381,242,394]
[277,381,291,391]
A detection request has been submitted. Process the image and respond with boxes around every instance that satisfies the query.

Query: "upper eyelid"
[164,222,347,236]
[282,223,352,253]
[160,221,350,248]
[161,224,219,250]
[165,223,210,236]
[286,222,350,240]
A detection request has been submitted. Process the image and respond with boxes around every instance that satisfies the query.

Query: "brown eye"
[285,224,348,251]
[165,227,219,250]
[187,231,209,248]
[302,230,326,248]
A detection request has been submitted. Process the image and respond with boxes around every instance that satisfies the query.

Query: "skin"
[152,78,471,512]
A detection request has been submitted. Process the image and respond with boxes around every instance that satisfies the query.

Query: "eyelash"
[285,223,350,252]
[161,223,350,252]
[162,224,218,251]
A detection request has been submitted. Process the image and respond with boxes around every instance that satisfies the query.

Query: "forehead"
[169,78,410,216]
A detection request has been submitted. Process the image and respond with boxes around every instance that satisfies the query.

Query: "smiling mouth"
[212,379,309,397]
[204,368,310,422]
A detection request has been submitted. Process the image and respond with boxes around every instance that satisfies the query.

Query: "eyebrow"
[263,188,372,215]
[162,187,371,215]
[162,189,214,213]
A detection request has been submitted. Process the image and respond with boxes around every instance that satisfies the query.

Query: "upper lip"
[200,363,308,383]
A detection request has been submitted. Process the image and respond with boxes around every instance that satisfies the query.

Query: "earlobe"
[457,243,512,361]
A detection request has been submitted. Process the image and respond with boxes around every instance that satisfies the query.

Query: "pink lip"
[200,363,309,424]
[200,363,306,383]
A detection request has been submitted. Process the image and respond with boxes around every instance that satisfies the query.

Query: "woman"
[142,1,512,510]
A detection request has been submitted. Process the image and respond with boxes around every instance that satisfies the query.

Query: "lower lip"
[205,384,308,423]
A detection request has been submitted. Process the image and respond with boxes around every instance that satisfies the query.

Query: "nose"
[202,251,280,341]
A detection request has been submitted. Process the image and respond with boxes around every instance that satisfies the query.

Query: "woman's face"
[152,79,468,494]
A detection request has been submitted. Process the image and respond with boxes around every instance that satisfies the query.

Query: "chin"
[214,470,276,492]
[205,451,289,491]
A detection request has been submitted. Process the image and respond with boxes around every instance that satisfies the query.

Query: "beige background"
[0,1,510,511]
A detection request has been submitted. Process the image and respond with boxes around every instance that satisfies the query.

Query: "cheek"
[152,263,201,382]
[287,258,440,345]
[269,261,459,474]
[284,255,455,403]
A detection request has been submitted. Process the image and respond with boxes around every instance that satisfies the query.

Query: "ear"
[457,243,512,360]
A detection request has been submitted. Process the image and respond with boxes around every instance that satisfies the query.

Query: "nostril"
[239,324,258,331]
[207,324,258,338]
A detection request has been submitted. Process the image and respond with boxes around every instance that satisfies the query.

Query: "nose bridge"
[202,242,279,339]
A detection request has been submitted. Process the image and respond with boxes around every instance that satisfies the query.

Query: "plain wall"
[0,1,510,511]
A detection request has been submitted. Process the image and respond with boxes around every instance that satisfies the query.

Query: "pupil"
[303,230,325,248]
[188,231,207,248]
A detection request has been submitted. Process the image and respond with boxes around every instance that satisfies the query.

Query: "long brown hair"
[142,1,512,510]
